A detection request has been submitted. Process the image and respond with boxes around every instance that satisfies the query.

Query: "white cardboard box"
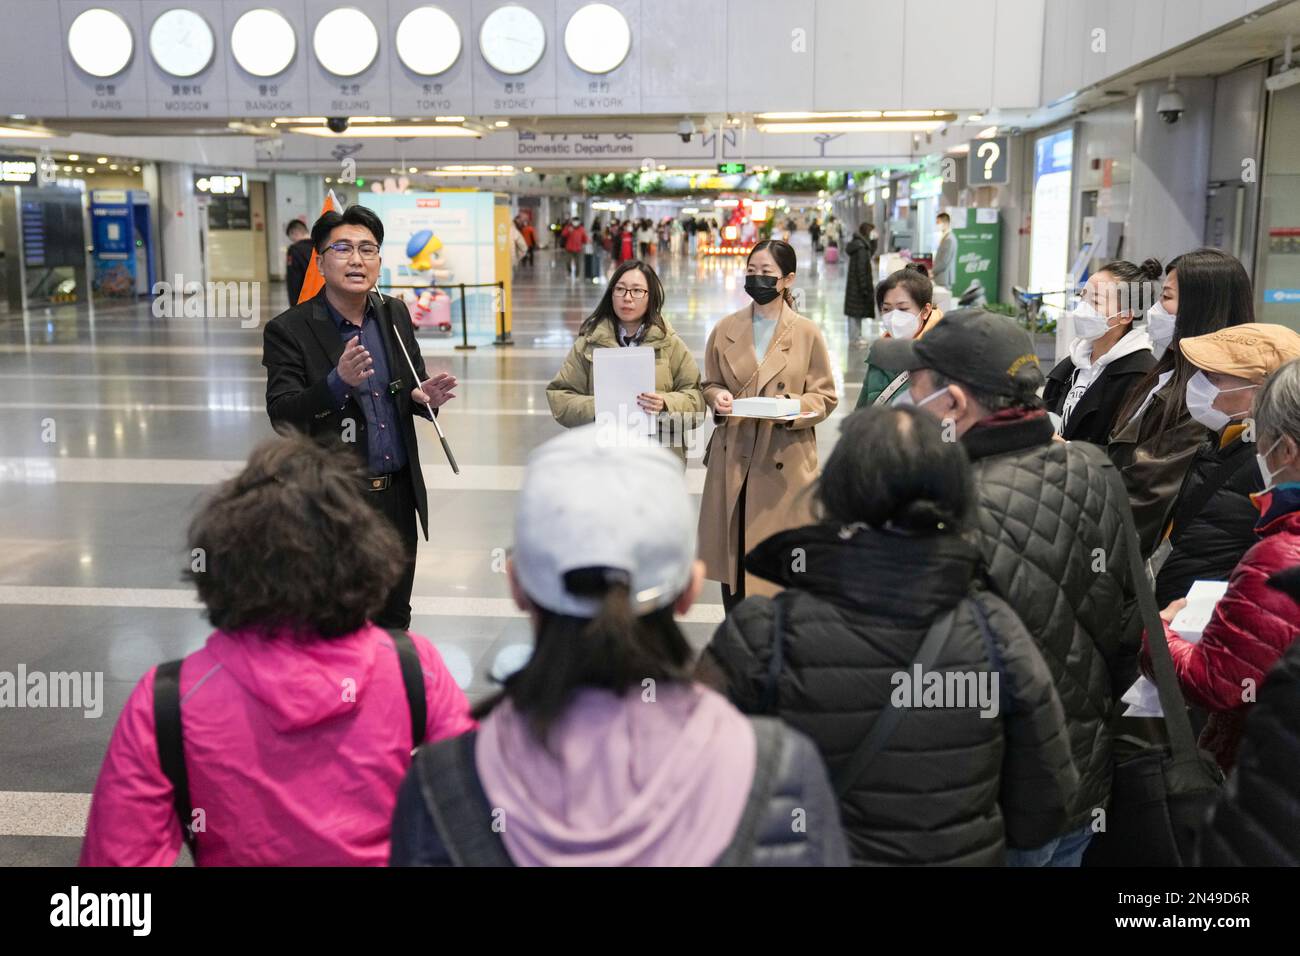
[731,397,801,418]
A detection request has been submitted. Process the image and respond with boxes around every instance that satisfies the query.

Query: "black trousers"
[721,479,748,614]
[363,466,418,630]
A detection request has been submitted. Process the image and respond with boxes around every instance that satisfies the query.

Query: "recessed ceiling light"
[97,157,108,164]
[494,120,509,127]
[67,153,80,161]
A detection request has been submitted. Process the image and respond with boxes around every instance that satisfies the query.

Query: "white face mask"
[1069,299,1118,342]
[1185,370,1256,432]
[1257,437,1287,491]
[1146,301,1177,360]
[883,308,921,339]
[906,384,950,413]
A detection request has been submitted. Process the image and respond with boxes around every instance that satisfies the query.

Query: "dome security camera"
[326,116,351,133]
[676,118,696,143]
[1157,78,1184,124]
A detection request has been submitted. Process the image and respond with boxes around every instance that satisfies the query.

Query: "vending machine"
[90,190,155,297]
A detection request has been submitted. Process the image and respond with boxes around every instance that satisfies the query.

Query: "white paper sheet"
[594,347,656,436]
[1122,579,1229,717]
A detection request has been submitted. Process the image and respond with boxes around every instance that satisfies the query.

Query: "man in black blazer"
[262,204,457,629]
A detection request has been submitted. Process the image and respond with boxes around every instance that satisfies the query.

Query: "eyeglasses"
[324,241,381,260]
[613,285,649,300]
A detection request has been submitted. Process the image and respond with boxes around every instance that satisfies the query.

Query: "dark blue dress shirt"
[323,297,407,475]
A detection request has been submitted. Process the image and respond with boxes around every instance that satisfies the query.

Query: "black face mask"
[744,274,782,304]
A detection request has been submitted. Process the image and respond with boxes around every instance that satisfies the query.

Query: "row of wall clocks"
[67,4,633,80]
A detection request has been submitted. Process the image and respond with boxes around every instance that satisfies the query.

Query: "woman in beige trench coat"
[699,240,838,610]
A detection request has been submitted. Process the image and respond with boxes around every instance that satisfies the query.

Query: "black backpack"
[152,628,428,857]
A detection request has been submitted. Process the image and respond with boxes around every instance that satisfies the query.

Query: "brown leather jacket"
[1106,378,1211,556]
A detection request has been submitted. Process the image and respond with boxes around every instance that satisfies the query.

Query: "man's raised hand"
[337,336,373,387]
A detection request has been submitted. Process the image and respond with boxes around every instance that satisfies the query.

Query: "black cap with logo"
[869,307,1044,399]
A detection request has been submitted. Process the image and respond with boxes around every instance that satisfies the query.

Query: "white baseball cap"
[512,425,696,618]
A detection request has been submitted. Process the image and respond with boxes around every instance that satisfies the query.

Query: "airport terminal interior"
[1,0,1299,877]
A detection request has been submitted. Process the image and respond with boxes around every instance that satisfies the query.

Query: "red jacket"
[564,226,587,253]
[1142,487,1300,770]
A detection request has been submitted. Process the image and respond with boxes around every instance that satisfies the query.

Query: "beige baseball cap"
[1180,323,1300,384]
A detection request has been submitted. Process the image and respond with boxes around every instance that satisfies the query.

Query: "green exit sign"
[717,163,746,174]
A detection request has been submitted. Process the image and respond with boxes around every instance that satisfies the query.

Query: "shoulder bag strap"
[874,370,911,407]
[153,658,196,855]
[1099,462,1201,764]
[832,609,958,798]
[386,629,427,750]
[414,731,514,866]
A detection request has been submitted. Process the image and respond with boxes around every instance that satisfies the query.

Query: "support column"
[157,162,204,290]
[1129,77,1215,262]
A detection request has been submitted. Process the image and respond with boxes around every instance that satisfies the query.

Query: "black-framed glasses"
[325,241,381,260]
[613,285,648,299]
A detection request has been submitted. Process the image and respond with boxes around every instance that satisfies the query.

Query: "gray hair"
[1255,358,1300,446]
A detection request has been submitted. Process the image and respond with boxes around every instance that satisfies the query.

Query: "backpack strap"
[386,629,427,750]
[1166,449,1257,546]
[832,608,958,797]
[413,731,514,866]
[714,717,786,867]
[874,370,911,407]
[153,659,196,856]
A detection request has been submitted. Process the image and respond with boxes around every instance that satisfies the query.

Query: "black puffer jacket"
[1196,571,1300,866]
[701,522,1078,865]
[961,411,1140,835]
[389,718,849,867]
[843,234,875,319]
[1155,427,1263,606]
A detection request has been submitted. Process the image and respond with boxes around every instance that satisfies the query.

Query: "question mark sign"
[977,141,1000,180]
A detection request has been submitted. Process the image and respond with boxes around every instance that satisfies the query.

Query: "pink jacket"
[80,624,475,866]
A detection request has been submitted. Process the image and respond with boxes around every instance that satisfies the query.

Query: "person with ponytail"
[390,427,848,867]
[855,264,943,409]
[1107,248,1256,554]
[698,239,839,612]
[1043,257,1160,444]
[698,406,1077,864]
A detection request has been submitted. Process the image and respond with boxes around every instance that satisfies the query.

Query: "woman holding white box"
[698,240,838,611]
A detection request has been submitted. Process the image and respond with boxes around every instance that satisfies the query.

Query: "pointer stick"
[390,323,460,476]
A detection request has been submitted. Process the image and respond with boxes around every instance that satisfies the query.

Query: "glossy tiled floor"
[0,239,869,864]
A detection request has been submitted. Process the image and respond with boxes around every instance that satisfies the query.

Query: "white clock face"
[313,7,379,77]
[68,8,134,78]
[564,3,629,74]
[479,5,546,76]
[231,8,297,78]
[150,9,215,78]
[396,6,462,76]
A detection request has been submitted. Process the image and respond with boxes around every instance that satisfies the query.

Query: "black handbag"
[1083,465,1225,867]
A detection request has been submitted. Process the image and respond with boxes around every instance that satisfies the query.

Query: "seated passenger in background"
[80,434,474,866]
[1144,357,1300,773]
[1154,324,1300,606]
[390,427,848,867]
[1044,258,1159,444]
[698,406,1078,865]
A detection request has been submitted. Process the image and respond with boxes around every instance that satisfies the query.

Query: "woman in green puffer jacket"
[856,264,943,409]
[546,259,705,464]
